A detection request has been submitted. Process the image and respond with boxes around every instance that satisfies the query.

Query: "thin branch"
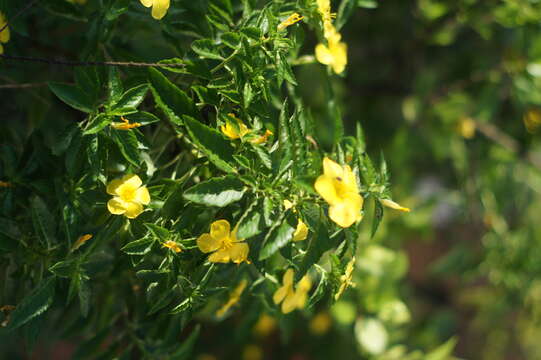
[0,0,41,35]
[0,82,47,89]
[0,54,186,68]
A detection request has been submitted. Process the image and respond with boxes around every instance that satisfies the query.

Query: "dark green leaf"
[108,84,148,115]
[31,196,56,247]
[371,198,384,238]
[192,39,224,60]
[183,115,236,173]
[111,129,140,166]
[259,213,295,260]
[144,223,170,241]
[184,175,245,207]
[7,277,56,331]
[84,114,112,135]
[237,200,264,239]
[121,238,155,255]
[49,82,94,113]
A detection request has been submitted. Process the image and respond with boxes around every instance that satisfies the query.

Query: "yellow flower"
[250,129,273,145]
[524,108,541,134]
[335,257,356,300]
[317,0,333,22]
[216,279,248,317]
[277,13,304,31]
[309,312,332,335]
[106,174,151,219]
[163,240,182,253]
[253,314,277,337]
[314,157,363,228]
[221,114,251,140]
[0,12,10,55]
[197,220,250,264]
[293,219,308,241]
[379,198,410,212]
[111,117,142,130]
[315,31,348,74]
[457,116,476,139]
[283,199,294,210]
[273,268,312,314]
[140,0,170,20]
[71,234,93,252]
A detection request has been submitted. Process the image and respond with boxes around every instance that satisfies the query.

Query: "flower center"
[222,236,233,249]
[118,185,137,202]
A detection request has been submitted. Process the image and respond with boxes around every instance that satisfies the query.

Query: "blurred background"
[3,0,541,359]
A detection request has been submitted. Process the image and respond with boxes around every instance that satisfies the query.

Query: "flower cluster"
[315,0,347,74]
[273,269,312,314]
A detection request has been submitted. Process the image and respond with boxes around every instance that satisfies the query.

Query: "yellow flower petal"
[298,275,312,291]
[283,200,294,210]
[330,41,347,74]
[107,197,128,215]
[140,0,153,7]
[151,0,169,19]
[106,178,124,195]
[135,186,151,205]
[229,242,249,264]
[293,219,308,241]
[0,43,3,55]
[163,240,182,253]
[328,195,363,228]
[281,292,298,314]
[121,174,142,189]
[283,268,294,287]
[123,201,144,219]
[315,43,334,65]
[197,233,222,253]
[0,13,9,44]
[314,175,340,205]
[273,285,289,305]
[380,198,410,212]
[208,248,231,263]
[322,157,344,178]
[210,220,231,241]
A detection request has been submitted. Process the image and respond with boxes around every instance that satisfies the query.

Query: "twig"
[0,0,41,34]
[0,54,185,68]
[0,82,47,89]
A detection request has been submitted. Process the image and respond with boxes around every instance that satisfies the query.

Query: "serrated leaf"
[183,115,236,173]
[127,111,160,125]
[108,84,148,115]
[111,129,140,166]
[221,32,241,49]
[108,67,123,103]
[371,198,384,238]
[184,175,245,207]
[259,213,295,260]
[237,200,264,239]
[84,114,112,135]
[192,39,224,60]
[121,238,154,255]
[31,196,56,247]
[7,277,56,331]
[148,68,197,125]
[49,82,94,113]
[49,259,78,278]
[144,223,170,241]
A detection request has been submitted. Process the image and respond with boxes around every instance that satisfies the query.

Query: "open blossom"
[197,220,249,264]
[216,279,248,317]
[314,157,363,228]
[379,198,410,212]
[273,269,312,314]
[335,257,356,300]
[293,219,308,241]
[140,0,170,20]
[107,174,151,219]
[221,114,251,140]
[315,30,347,74]
[0,12,10,55]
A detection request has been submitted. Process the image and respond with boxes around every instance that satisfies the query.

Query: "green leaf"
[237,200,264,239]
[49,82,94,113]
[49,259,78,278]
[108,84,148,115]
[425,337,458,360]
[336,0,357,30]
[148,68,197,124]
[171,325,201,360]
[31,196,56,247]
[276,52,297,86]
[127,111,161,125]
[259,213,296,260]
[7,277,56,331]
[308,269,328,309]
[371,198,383,238]
[108,67,123,103]
[358,0,378,8]
[74,67,100,103]
[184,175,245,207]
[192,39,224,60]
[121,238,155,255]
[144,223,170,241]
[84,114,112,135]
[297,218,332,280]
[183,115,236,173]
[221,32,241,49]
[111,129,140,166]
